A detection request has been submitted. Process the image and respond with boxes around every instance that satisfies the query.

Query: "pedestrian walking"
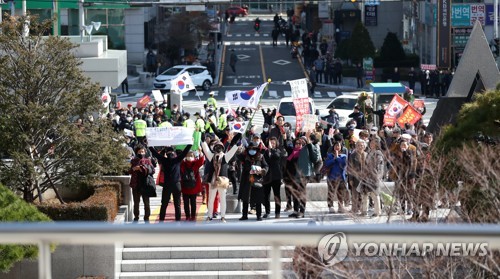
[229,49,238,73]
[129,145,155,222]
[180,150,205,221]
[149,144,193,222]
[262,137,285,219]
[121,77,129,94]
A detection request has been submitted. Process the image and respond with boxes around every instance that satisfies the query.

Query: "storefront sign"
[365,5,378,26]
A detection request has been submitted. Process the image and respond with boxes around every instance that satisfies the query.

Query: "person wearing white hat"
[206,91,217,110]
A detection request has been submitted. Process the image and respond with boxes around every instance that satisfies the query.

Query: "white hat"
[401,134,412,141]
[209,91,215,95]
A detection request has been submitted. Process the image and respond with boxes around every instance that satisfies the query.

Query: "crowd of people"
[117,92,434,223]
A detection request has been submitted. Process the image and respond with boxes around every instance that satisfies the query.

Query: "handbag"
[212,155,229,189]
[141,174,157,197]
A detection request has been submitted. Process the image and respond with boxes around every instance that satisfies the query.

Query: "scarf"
[287,146,302,161]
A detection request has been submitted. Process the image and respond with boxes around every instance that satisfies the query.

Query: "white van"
[277,97,318,131]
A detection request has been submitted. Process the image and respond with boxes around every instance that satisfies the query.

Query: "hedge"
[0,183,52,273]
[37,180,121,222]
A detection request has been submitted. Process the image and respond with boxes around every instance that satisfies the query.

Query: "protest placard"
[146,127,194,146]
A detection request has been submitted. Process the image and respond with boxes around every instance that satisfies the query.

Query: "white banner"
[146,127,194,146]
[301,114,318,132]
[151,90,164,102]
[287,78,309,99]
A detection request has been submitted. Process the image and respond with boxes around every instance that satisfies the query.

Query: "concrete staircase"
[119,245,296,279]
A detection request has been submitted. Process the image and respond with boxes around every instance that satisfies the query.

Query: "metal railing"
[1,223,499,279]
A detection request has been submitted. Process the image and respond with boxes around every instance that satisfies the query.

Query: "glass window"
[86,9,106,25]
[108,9,124,25]
[329,98,358,110]
[279,102,313,116]
[107,25,126,49]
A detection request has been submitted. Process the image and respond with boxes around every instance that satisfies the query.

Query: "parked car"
[153,65,213,92]
[319,94,359,129]
[277,97,318,131]
[226,6,248,17]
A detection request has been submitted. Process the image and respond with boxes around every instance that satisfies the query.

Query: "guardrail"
[1,223,499,279]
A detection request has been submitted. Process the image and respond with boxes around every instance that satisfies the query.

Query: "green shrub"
[37,180,121,222]
[0,183,52,273]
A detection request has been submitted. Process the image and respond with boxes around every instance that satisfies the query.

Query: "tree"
[156,12,214,65]
[348,21,376,63]
[0,15,129,203]
[436,89,500,151]
[0,183,52,272]
[379,32,406,63]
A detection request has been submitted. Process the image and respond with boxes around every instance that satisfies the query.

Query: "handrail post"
[270,242,281,279]
[38,240,52,279]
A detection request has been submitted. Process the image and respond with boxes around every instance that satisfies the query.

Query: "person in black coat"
[262,137,286,218]
[237,142,269,221]
[149,144,192,221]
[261,107,277,127]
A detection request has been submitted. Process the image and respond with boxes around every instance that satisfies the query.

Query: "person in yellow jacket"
[134,115,147,142]
[206,91,217,110]
[217,107,227,130]
[182,112,196,129]
[204,109,217,134]
[194,112,206,133]
[158,119,173,128]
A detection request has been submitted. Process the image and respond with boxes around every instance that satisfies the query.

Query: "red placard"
[413,99,425,109]
[293,97,311,135]
[136,95,151,109]
[397,105,422,127]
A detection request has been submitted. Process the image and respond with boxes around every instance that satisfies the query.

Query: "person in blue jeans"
[324,141,348,213]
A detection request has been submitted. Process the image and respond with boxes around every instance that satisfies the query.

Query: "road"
[118,14,437,130]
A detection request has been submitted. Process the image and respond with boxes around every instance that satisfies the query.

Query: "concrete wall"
[126,7,157,66]
[2,245,116,279]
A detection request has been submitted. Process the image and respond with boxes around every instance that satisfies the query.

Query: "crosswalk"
[183,89,337,99]
[226,33,270,37]
[223,41,291,46]
[118,90,338,103]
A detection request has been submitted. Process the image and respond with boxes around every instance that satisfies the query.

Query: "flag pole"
[244,79,271,134]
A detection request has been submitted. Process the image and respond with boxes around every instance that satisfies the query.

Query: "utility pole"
[53,0,59,36]
[79,0,85,41]
[495,0,498,39]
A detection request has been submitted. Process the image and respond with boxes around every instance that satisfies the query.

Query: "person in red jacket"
[180,149,205,221]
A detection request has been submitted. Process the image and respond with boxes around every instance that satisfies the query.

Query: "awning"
[369,82,406,94]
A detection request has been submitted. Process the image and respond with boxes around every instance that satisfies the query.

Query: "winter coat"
[180,156,205,195]
[129,157,155,190]
[361,149,385,193]
[348,150,367,186]
[149,145,192,187]
[237,152,269,202]
[263,148,285,183]
[297,143,317,178]
[324,152,347,181]
[201,141,239,183]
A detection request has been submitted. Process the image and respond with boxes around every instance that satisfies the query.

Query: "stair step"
[122,246,295,260]
[120,270,297,279]
[121,258,293,272]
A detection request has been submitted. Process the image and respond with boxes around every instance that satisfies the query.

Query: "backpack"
[182,168,196,188]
